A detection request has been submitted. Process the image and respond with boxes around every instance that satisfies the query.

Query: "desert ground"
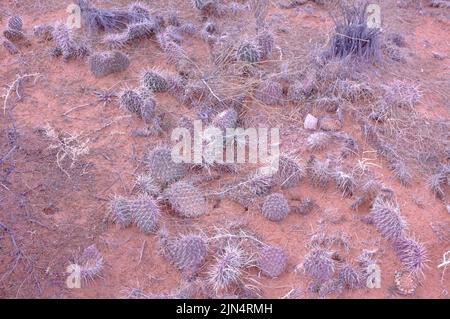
[0,0,449,299]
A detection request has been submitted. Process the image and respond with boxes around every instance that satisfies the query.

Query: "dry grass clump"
[206,241,254,294]
[292,198,317,215]
[76,244,104,281]
[382,80,422,109]
[307,155,334,188]
[254,79,283,105]
[306,132,332,151]
[334,79,374,102]
[274,154,305,188]
[76,0,132,33]
[42,124,90,176]
[325,2,381,61]
[334,170,356,198]
[430,0,450,8]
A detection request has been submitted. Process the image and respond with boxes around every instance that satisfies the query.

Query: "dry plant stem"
[3,73,40,115]
[438,251,450,283]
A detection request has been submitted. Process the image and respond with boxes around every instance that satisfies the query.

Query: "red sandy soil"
[0,0,449,298]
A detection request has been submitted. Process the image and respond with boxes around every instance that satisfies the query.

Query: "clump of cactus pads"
[164,181,207,218]
[146,146,188,185]
[89,51,130,77]
[119,89,143,114]
[394,237,428,276]
[141,69,169,92]
[261,193,290,221]
[2,40,19,55]
[163,233,208,275]
[302,248,335,283]
[109,195,132,228]
[33,24,54,41]
[134,173,161,197]
[237,40,261,63]
[338,263,361,289]
[369,196,408,242]
[128,2,151,22]
[8,16,23,31]
[257,245,288,278]
[51,23,90,61]
[131,194,160,234]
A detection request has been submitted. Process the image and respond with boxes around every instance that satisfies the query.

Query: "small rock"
[304,114,318,130]
[432,52,445,60]
[319,116,342,131]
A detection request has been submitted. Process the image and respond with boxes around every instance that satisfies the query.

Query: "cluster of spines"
[51,23,90,61]
[2,40,19,55]
[275,155,304,189]
[307,155,333,188]
[369,195,408,242]
[141,69,169,93]
[206,241,251,293]
[146,146,188,185]
[261,193,290,222]
[77,244,104,281]
[131,195,160,234]
[394,237,428,277]
[163,233,208,275]
[109,195,133,228]
[306,132,331,151]
[256,28,274,60]
[302,248,335,283]
[89,50,130,77]
[164,181,207,218]
[237,41,261,63]
[8,16,23,31]
[256,245,287,278]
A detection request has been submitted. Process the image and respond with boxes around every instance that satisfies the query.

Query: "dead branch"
[2,73,40,115]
